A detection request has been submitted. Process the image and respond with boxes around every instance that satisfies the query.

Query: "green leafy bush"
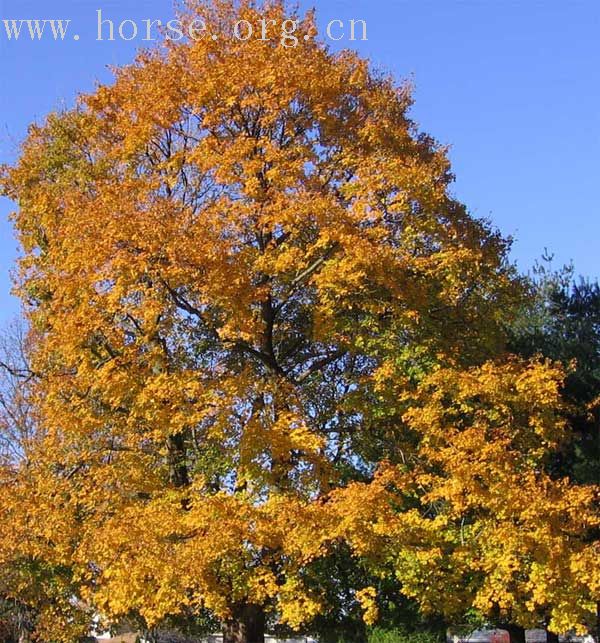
[368,628,445,643]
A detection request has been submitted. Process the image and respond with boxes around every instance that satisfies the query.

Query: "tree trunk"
[430,615,448,643]
[546,630,559,643]
[222,603,265,643]
[502,624,526,643]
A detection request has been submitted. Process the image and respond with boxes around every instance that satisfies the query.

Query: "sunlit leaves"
[0,0,596,639]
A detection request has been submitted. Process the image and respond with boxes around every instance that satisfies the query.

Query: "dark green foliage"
[287,543,446,643]
[509,254,600,483]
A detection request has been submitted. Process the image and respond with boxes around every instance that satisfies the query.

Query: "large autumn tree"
[1,1,598,642]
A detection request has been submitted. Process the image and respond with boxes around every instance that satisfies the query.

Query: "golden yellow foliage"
[0,1,596,640]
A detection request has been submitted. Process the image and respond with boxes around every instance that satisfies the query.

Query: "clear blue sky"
[1,0,599,325]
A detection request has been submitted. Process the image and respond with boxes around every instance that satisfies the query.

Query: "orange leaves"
[388,357,599,632]
[403,358,567,461]
[355,586,379,625]
[2,0,597,638]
